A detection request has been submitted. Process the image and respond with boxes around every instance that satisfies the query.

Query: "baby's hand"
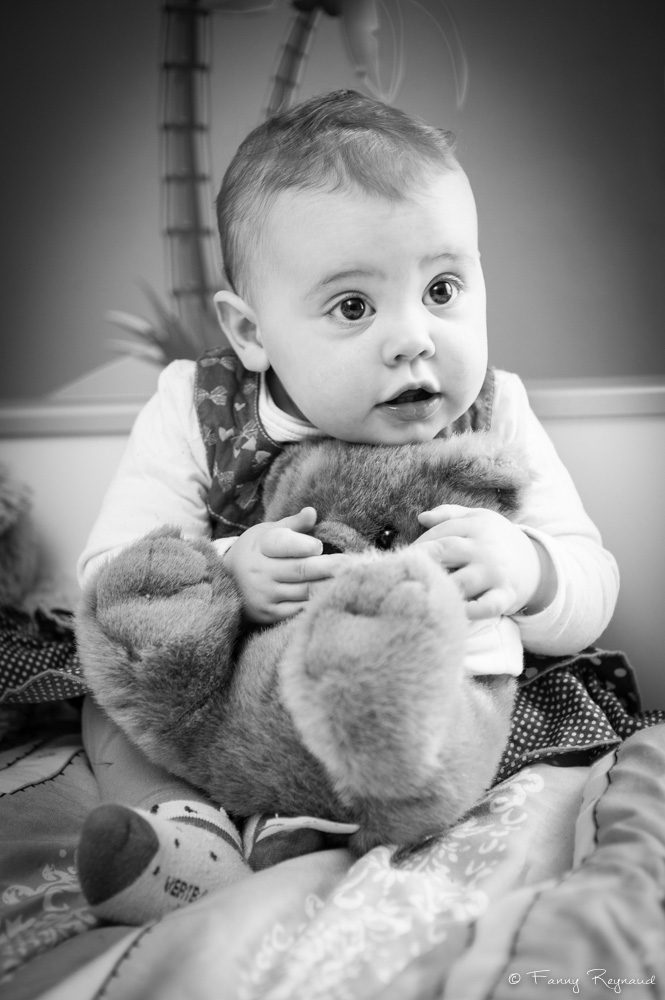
[413,504,552,620]
[224,506,345,624]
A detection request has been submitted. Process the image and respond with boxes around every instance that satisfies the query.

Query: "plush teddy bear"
[76,433,529,854]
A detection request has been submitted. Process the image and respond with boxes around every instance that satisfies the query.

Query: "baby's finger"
[276,506,318,533]
[413,536,471,567]
[301,553,348,580]
[261,528,323,559]
[447,563,488,601]
[268,553,347,585]
[274,553,347,583]
[268,600,309,621]
[418,504,475,527]
[465,588,510,620]
[273,576,337,605]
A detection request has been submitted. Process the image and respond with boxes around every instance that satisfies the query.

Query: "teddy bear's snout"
[314,520,368,555]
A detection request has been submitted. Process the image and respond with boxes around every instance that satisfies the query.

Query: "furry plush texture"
[0,465,38,608]
[76,432,529,853]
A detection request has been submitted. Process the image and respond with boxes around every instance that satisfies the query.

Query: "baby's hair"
[216,89,458,297]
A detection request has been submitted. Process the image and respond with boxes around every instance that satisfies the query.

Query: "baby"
[75,90,619,924]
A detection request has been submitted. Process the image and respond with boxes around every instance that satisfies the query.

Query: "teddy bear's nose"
[321,541,343,555]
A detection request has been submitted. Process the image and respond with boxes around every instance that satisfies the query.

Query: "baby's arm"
[78,360,230,588]
[502,376,619,655]
[416,372,619,656]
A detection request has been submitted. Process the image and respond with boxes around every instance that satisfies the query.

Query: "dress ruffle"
[496,647,665,782]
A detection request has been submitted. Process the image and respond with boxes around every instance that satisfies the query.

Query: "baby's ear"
[213,290,269,373]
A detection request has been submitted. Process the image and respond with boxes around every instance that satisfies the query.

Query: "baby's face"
[249,168,488,444]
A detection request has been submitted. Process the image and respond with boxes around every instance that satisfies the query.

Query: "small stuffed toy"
[76,433,529,854]
[0,464,81,745]
[0,464,39,609]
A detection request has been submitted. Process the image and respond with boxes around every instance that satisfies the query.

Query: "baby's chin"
[370,427,445,446]
[331,420,448,447]
[301,399,461,445]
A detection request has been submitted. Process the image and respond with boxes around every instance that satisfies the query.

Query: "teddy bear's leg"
[280,548,515,851]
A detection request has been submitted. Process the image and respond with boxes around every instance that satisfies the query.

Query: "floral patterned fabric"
[195,350,284,537]
[0,722,99,988]
[3,724,663,999]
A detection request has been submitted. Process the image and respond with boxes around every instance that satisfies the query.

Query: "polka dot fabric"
[495,647,665,784]
[0,606,86,704]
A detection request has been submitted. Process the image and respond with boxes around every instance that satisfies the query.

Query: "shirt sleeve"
[77,360,234,588]
[490,370,620,655]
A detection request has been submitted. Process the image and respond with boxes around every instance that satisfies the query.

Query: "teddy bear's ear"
[467,464,532,518]
[423,435,533,519]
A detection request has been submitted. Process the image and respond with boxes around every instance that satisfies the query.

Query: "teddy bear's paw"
[95,527,215,607]
[76,527,244,749]
[301,548,465,674]
[85,527,240,654]
[280,549,470,802]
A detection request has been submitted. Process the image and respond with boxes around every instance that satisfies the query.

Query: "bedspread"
[2,714,664,1000]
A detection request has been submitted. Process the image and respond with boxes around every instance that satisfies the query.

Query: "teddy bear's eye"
[374,526,398,550]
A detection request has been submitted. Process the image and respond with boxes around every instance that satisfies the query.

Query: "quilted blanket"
[2,710,664,1000]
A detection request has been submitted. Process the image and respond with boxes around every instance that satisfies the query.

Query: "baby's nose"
[381,313,436,364]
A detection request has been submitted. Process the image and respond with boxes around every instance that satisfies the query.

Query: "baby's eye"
[330,296,374,323]
[424,278,458,307]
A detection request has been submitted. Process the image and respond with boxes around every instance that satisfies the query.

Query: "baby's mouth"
[379,384,442,423]
[384,387,436,405]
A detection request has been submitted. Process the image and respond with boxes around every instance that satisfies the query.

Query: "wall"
[2,387,665,711]
[543,412,665,712]
[1,0,664,401]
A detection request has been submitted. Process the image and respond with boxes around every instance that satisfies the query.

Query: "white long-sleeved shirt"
[77,362,619,676]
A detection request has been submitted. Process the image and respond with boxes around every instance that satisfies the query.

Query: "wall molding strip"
[1,376,665,438]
